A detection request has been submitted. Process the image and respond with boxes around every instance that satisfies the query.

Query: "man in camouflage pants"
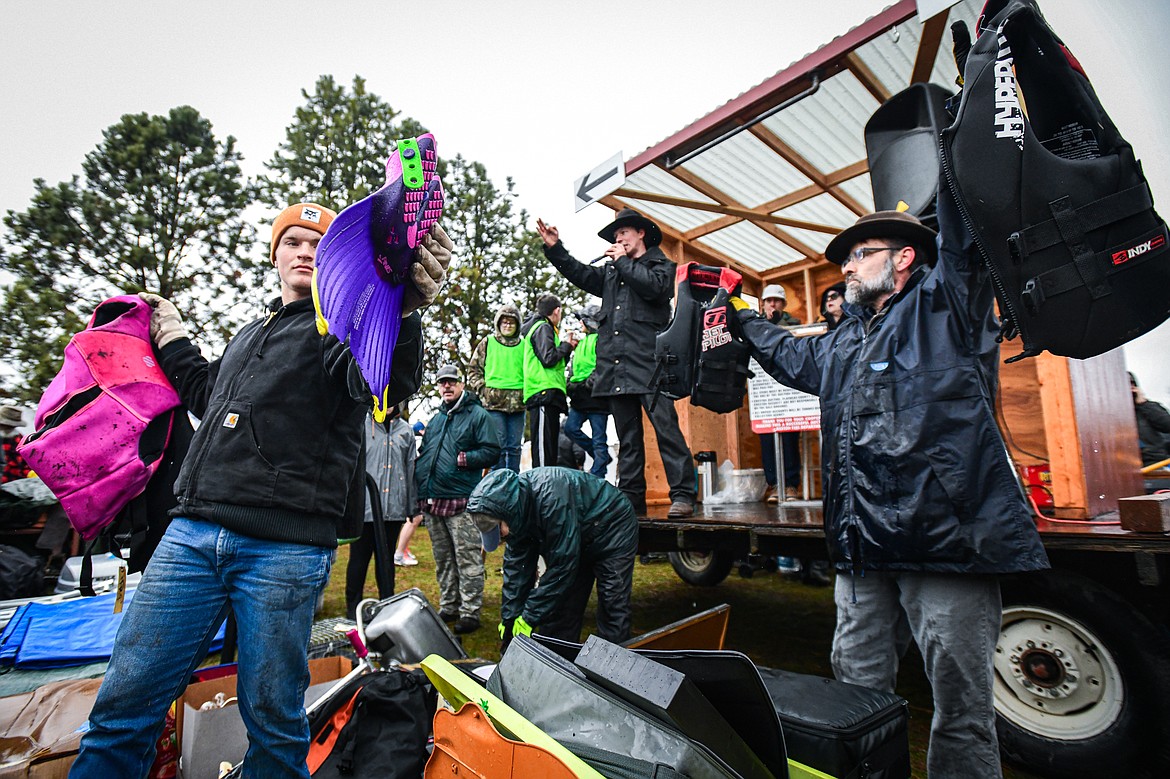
[415,364,501,635]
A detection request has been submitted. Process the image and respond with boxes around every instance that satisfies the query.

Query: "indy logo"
[993,34,1025,150]
[1112,233,1166,265]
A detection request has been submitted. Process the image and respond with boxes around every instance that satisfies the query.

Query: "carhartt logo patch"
[223,412,240,429]
[300,206,322,224]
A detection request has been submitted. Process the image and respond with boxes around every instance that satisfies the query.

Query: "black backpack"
[306,669,435,778]
[941,0,1169,360]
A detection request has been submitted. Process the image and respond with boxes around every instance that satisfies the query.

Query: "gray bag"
[488,635,750,779]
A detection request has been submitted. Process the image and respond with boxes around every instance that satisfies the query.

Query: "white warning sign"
[747,357,820,433]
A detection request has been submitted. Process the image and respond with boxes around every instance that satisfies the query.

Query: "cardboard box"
[176,655,353,779]
[1119,493,1170,532]
[0,678,104,779]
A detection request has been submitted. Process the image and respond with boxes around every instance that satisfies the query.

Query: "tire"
[667,550,734,587]
[996,571,1170,778]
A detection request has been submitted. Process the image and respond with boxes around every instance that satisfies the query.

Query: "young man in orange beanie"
[72,204,452,778]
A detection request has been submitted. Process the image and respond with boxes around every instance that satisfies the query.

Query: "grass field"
[330,528,1043,779]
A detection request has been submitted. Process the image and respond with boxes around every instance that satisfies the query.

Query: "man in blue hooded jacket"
[731,194,1048,778]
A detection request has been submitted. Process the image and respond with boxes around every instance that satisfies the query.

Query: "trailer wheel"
[995,571,1170,777]
[667,550,733,587]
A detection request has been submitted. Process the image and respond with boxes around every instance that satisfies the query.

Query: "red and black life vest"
[940,0,1169,361]
[653,263,751,413]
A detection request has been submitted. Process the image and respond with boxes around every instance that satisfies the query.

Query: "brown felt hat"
[598,208,662,247]
[825,210,938,265]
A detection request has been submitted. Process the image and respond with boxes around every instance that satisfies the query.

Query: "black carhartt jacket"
[544,241,675,397]
[741,191,1049,575]
[160,297,423,547]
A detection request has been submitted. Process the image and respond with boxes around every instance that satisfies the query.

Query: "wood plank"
[845,51,893,103]
[1035,353,1088,518]
[611,188,840,234]
[911,11,951,85]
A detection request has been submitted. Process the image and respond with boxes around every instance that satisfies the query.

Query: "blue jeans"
[488,410,524,472]
[71,517,333,779]
[565,409,611,478]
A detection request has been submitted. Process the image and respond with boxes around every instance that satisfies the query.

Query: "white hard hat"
[761,284,786,301]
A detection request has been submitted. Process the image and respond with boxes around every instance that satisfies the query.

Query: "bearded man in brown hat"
[536,209,695,517]
[730,200,1048,778]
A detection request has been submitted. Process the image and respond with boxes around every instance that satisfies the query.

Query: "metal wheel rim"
[994,605,1124,740]
[673,550,713,571]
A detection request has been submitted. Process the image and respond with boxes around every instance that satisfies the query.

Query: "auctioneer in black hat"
[598,208,663,248]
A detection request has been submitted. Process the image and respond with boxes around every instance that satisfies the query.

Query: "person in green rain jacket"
[467,467,637,649]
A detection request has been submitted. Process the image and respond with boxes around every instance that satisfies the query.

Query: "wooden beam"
[611,188,840,234]
[749,125,871,217]
[845,52,892,103]
[911,10,951,85]
[661,164,820,258]
[825,159,869,186]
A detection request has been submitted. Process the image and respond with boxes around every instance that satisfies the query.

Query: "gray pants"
[832,572,1003,779]
[427,511,484,619]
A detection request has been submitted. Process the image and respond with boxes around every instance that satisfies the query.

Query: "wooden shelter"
[605,0,1142,517]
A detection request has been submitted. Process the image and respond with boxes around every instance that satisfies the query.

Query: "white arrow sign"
[573,152,625,212]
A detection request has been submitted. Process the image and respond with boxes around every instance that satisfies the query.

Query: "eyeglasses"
[843,246,903,267]
[825,291,842,301]
[437,378,460,386]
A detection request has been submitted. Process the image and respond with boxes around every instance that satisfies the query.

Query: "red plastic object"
[1022,464,1054,510]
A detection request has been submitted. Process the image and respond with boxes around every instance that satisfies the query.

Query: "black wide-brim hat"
[824,210,938,265]
[598,208,663,247]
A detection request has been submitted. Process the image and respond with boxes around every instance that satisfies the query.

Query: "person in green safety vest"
[521,293,577,468]
[564,304,611,478]
[467,304,525,472]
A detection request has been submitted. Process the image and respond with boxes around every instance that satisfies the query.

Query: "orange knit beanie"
[270,203,336,261]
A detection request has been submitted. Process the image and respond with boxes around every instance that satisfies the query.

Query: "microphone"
[589,254,609,264]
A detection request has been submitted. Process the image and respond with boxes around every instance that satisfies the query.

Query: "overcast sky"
[2,0,1168,399]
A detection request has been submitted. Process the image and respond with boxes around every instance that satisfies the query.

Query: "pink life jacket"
[18,296,180,539]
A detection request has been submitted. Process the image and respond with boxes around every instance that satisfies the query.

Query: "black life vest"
[940,0,1169,361]
[652,263,751,413]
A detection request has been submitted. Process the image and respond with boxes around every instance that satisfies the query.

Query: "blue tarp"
[0,590,225,669]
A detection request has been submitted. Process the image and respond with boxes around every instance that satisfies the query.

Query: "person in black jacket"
[72,203,450,778]
[1131,372,1170,467]
[733,202,1047,779]
[536,209,695,517]
[521,293,577,468]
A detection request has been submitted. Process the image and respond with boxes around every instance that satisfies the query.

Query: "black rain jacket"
[544,241,675,397]
[741,190,1048,575]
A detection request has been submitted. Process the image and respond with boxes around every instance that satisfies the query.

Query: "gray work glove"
[402,224,453,315]
[138,292,188,348]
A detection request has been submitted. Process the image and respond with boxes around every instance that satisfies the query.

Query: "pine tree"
[257,74,428,212]
[0,106,257,400]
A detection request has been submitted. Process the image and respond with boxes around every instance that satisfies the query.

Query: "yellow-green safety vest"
[523,321,566,402]
[484,337,524,390]
[569,332,597,384]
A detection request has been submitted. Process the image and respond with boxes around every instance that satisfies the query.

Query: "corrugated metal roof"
[601,0,984,283]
